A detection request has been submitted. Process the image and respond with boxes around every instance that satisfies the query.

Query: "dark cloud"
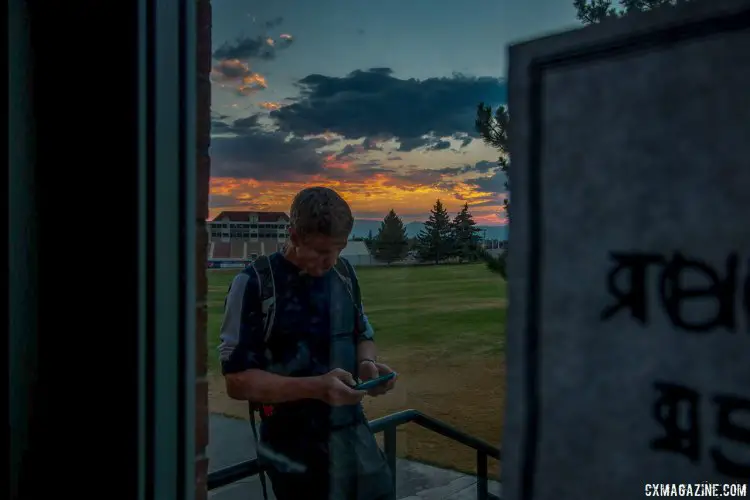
[335,144,357,160]
[270,68,506,142]
[433,160,497,177]
[233,114,261,128]
[367,67,394,76]
[471,160,496,173]
[362,137,382,151]
[210,115,327,181]
[397,136,432,152]
[427,140,451,151]
[214,36,274,61]
[466,168,508,194]
[397,136,466,153]
[333,137,384,160]
[210,107,502,189]
[213,33,293,62]
[211,120,233,133]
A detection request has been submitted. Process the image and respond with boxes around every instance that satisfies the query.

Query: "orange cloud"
[476,211,508,225]
[322,155,351,170]
[258,101,282,111]
[238,73,267,95]
[212,59,268,96]
[209,175,506,225]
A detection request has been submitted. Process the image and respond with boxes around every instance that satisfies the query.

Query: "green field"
[206,263,507,475]
[206,263,506,373]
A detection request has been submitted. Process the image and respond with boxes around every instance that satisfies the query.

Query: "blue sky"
[209,0,580,224]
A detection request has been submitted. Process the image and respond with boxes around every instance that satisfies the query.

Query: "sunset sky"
[210,0,579,225]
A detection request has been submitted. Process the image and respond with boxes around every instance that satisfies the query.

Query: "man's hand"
[358,360,397,397]
[316,368,366,406]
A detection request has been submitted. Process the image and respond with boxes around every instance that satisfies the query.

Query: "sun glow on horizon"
[208,176,507,225]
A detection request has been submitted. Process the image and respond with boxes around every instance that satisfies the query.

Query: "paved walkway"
[207,414,502,500]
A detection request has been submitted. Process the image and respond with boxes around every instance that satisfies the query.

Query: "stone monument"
[502,1,750,498]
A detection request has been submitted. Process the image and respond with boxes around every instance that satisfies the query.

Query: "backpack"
[244,254,357,499]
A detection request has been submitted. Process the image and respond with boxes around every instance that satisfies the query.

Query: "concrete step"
[207,413,502,500]
[208,458,502,500]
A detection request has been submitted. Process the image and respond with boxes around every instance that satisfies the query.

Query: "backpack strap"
[247,255,275,500]
[332,257,363,356]
[332,257,356,309]
[251,255,276,342]
[248,411,268,500]
[241,255,276,412]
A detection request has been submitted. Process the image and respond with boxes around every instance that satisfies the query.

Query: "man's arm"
[225,369,323,403]
[219,271,324,403]
[357,339,378,364]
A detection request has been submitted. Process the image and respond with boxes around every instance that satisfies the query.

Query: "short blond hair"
[290,187,354,239]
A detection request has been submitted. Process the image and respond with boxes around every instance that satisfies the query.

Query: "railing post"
[476,450,488,500]
[383,427,397,492]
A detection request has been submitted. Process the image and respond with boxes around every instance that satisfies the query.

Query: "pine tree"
[364,229,375,251]
[416,199,453,264]
[374,210,408,264]
[407,237,418,252]
[451,203,482,262]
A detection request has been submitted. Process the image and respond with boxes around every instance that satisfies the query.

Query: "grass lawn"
[206,263,507,477]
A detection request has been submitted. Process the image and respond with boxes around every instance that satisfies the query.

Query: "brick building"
[207,210,290,260]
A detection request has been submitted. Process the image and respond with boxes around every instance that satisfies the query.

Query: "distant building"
[207,211,290,260]
[340,240,374,267]
[482,239,508,250]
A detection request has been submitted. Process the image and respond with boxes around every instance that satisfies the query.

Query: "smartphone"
[354,372,397,391]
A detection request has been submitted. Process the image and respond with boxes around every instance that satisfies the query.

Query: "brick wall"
[195,0,212,499]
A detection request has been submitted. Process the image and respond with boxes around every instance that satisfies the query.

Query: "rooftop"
[212,211,290,223]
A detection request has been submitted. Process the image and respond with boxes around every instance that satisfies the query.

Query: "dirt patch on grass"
[429,298,506,313]
[208,350,505,478]
[365,298,507,315]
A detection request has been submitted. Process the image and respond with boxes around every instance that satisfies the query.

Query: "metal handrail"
[370,409,501,459]
[207,409,501,499]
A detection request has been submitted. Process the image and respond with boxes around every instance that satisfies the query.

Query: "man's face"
[290,230,348,277]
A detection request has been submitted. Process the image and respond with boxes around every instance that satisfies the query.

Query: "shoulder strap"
[332,257,354,298]
[251,255,276,342]
[332,257,361,340]
[247,256,275,500]
[249,411,269,500]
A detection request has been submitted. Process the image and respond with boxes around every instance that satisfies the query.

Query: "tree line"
[360,201,486,265]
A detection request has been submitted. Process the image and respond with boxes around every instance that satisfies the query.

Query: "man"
[218,186,397,500]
